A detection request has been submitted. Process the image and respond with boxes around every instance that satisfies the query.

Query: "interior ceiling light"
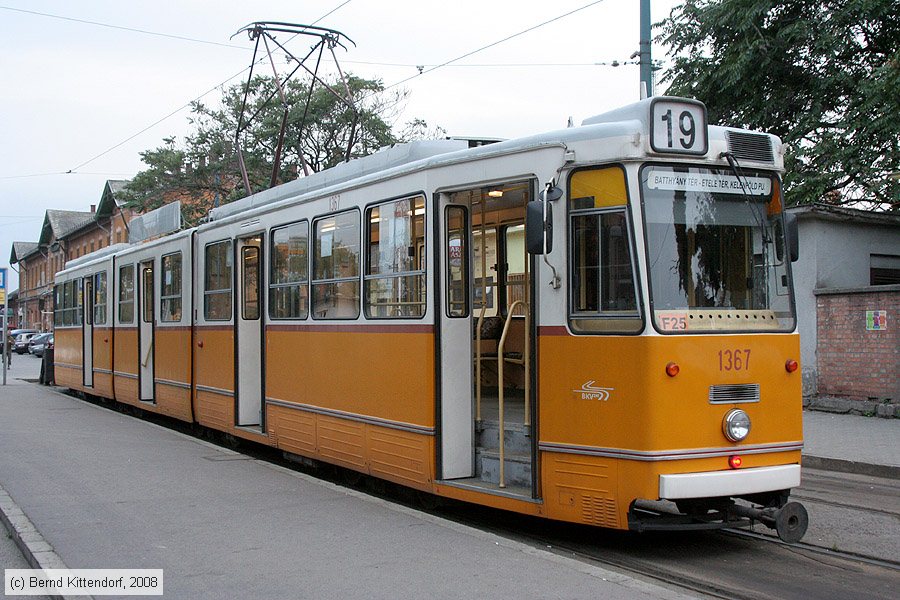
[487,188,504,198]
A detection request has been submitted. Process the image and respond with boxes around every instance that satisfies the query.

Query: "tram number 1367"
[718,349,751,372]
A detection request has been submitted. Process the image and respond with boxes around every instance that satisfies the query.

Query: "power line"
[0,5,247,50]
[64,0,355,174]
[378,0,610,94]
[344,60,635,69]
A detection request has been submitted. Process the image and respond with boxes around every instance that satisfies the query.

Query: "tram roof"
[207,96,781,226]
[206,117,646,224]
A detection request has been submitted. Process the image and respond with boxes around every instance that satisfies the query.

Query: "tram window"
[269,221,309,320]
[75,279,83,326]
[241,246,260,320]
[204,240,233,320]
[93,271,107,325]
[446,206,469,318]
[504,225,527,316]
[365,196,426,318]
[141,266,154,323]
[53,285,62,326]
[55,279,82,327]
[568,166,641,334]
[312,210,360,319]
[118,264,135,324]
[161,253,182,322]
[473,228,498,318]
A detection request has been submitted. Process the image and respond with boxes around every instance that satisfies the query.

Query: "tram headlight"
[722,409,751,442]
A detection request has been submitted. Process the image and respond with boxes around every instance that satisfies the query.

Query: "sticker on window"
[657,312,688,331]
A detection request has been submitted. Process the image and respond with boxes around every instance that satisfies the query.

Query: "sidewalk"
[0,355,896,599]
[802,410,899,478]
[0,361,695,600]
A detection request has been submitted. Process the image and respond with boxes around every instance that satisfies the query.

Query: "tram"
[53,96,808,542]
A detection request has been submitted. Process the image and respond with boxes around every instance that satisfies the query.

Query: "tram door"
[438,181,536,489]
[438,198,474,479]
[82,276,94,388]
[138,260,155,401]
[236,235,263,427]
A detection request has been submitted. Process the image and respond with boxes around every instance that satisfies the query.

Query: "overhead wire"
[0,5,247,49]
[64,0,355,175]
[6,0,611,178]
[375,0,609,95]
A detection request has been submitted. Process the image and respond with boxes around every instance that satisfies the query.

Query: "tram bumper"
[658,464,800,499]
[628,464,808,542]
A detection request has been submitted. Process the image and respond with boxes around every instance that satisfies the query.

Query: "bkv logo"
[573,380,614,401]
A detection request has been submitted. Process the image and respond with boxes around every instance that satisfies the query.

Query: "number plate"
[650,99,708,155]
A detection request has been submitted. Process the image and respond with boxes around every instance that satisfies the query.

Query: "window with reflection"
[365,196,426,318]
[312,210,360,319]
[445,206,468,317]
[161,253,182,322]
[568,165,641,334]
[94,271,107,325]
[118,264,135,323]
[241,245,260,320]
[269,222,309,319]
[141,265,154,323]
[204,240,232,320]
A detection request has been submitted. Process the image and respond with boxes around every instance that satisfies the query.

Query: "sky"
[0,0,683,292]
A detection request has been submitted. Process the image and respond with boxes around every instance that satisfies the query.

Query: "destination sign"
[645,170,772,196]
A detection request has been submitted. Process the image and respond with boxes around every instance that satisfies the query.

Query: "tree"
[658,0,899,209]
[123,74,443,223]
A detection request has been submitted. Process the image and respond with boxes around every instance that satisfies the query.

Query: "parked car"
[3,329,37,354]
[9,328,38,337]
[29,333,53,357]
[14,332,40,354]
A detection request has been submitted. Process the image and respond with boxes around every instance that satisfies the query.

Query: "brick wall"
[816,286,899,401]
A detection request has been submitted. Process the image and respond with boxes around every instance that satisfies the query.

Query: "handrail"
[475,304,487,423]
[497,300,527,488]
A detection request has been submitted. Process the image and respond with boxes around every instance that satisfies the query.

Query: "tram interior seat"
[475,315,526,389]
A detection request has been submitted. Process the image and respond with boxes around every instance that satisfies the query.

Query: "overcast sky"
[0,0,682,292]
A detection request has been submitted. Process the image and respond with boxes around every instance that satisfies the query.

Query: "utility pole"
[639,0,653,98]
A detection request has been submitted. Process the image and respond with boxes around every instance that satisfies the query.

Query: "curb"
[0,483,92,600]
[802,455,899,480]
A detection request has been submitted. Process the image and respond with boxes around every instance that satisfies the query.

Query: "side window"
[568,166,641,334]
[53,285,62,326]
[62,280,74,326]
[118,264,135,323]
[161,253,183,322]
[204,240,233,320]
[503,224,526,316]
[473,227,498,317]
[141,265,154,323]
[312,210,360,319]
[269,222,309,320]
[94,271,108,326]
[445,206,469,318]
[76,278,83,325]
[241,246,260,320]
[365,196,426,318]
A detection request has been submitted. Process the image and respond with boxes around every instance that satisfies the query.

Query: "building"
[11,211,94,331]
[9,180,137,332]
[788,204,900,400]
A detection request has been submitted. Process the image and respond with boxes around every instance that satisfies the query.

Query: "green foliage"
[124,74,442,223]
[658,0,899,209]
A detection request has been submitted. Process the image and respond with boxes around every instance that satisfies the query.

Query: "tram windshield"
[640,165,795,333]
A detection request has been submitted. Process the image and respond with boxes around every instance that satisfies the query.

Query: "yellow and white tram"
[54,97,808,542]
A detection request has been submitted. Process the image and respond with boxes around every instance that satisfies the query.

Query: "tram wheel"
[775,501,808,543]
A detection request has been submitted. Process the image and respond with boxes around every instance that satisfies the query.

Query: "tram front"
[632,161,807,542]
[535,98,807,543]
